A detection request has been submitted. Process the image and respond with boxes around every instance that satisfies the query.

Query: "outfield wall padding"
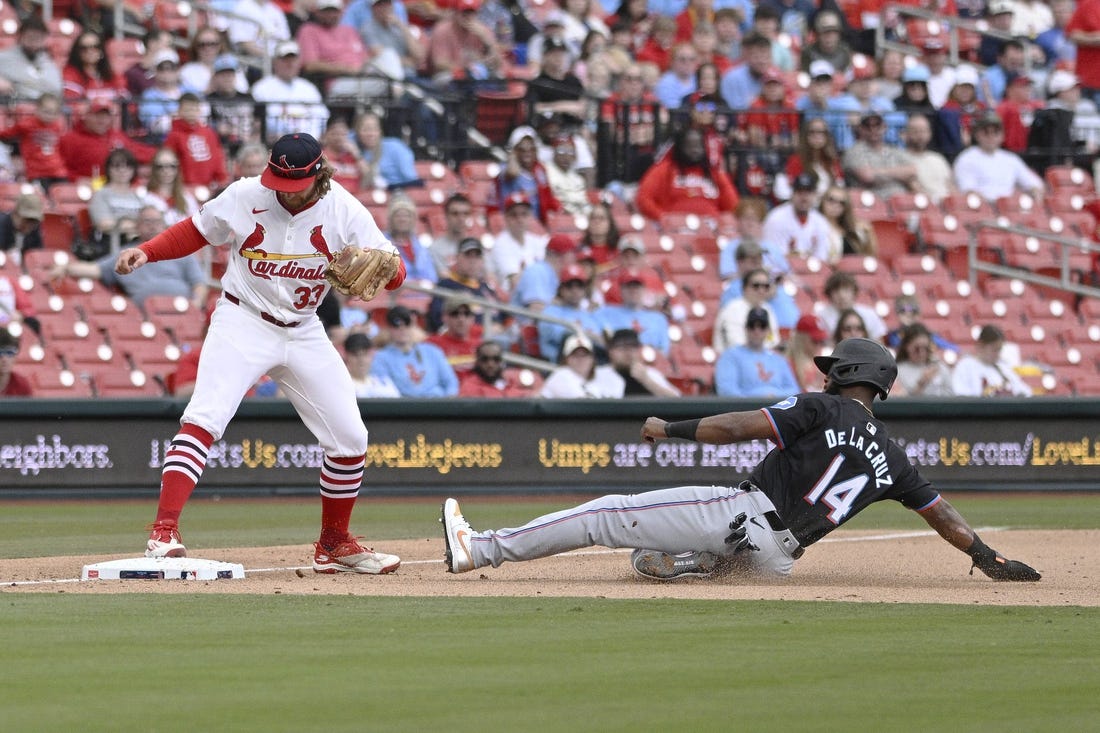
[0,398,1097,494]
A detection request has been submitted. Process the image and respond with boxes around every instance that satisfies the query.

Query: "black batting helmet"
[813,337,898,400]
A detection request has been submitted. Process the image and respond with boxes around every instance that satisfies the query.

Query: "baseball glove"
[325,247,401,302]
[967,538,1041,581]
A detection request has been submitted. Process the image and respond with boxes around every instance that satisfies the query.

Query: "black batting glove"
[966,537,1041,582]
[725,513,759,554]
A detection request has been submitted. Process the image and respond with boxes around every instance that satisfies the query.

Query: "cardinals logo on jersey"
[238,223,326,280]
[309,225,335,262]
[405,362,425,385]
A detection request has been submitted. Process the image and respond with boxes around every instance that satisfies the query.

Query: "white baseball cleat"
[313,535,400,574]
[441,498,475,573]
[145,521,187,558]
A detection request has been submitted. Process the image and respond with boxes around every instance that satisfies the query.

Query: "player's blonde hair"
[307,158,336,200]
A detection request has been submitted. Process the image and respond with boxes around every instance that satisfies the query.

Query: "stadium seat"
[92,367,166,397]
[30,367,95,397]
[154,1,210,34]
[106,36,144,78]
[458,160,502,184]
[1044,165,1094,194]
[849,189,890,221]
[415,160,460,190]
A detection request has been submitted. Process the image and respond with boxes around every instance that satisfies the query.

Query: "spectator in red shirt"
[427,295,482,370]
[58,99,157,181]
[599,64,662,183]
[636,126,739,221]
[162,93,228,189]
[458,340,539,397]
[0,93,68,191]
[676,0,715,43]
[635,15,678,71]
[0,325,32,397]
[1067,0,1100,105]
[996,76,1043,153]
[739,68,800,150]
[62,30,128,106]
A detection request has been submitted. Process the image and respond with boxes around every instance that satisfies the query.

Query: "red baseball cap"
[546,234,576,254]
[796,314,829,342]
[503,192,531,211]
[559,264,587,284]
[261,133,324,193]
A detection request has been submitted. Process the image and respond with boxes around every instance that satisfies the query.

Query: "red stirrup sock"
[319,454,364,546]
[154,423,214,525]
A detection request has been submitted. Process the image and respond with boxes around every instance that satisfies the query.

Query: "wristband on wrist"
[665,418,701,441]
[965,535,995,562]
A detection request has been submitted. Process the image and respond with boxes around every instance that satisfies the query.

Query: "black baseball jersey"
[749,393,941,546]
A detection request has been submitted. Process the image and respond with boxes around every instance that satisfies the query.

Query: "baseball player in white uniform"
[116,132,406,574]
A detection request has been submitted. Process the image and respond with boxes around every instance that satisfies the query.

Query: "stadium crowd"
[0,0,1099,399]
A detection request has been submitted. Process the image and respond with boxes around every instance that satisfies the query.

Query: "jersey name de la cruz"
[752,393,940,547]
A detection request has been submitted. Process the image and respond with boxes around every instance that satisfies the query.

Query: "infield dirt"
[3,529,1096,606]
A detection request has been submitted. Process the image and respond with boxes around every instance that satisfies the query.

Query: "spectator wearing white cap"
[936,63,986,158]
[795,60,838,120]
[540,333,624,398]
[495,126,562,225]
[224,0,292,58]
[250,41,330,144]
[138,48,200,142]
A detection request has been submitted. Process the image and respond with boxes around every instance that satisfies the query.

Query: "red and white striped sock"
[319,454,364,547]
[154,423,213,526]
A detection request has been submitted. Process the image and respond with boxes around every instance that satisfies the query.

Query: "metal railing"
[967,220,1100,299]
[385,280,585,373]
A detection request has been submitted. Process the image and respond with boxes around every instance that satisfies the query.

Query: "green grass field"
[2,495,1098,732]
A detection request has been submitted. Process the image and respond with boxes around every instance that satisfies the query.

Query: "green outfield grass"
[2,495,1097,732]
[1,595,1097,733]
[1,493,1098,559]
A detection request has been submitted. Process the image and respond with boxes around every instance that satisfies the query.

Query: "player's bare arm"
[918,497,977,552]
[919,496,1041,581]
[642,409,774,445]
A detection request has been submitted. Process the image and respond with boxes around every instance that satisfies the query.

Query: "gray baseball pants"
[466,484,803,577]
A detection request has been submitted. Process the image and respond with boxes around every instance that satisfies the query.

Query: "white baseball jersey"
[761,204,833,271]
[194,177,396,323]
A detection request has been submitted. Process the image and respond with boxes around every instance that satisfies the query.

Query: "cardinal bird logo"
[309,225,334,262]
[238,223,267,258]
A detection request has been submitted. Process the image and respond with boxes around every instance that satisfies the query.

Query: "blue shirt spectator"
[371,306,459,397]
[595,276,670,355]
[351,112,420,189]
[714,307,798,397]
[342,0,409,34]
